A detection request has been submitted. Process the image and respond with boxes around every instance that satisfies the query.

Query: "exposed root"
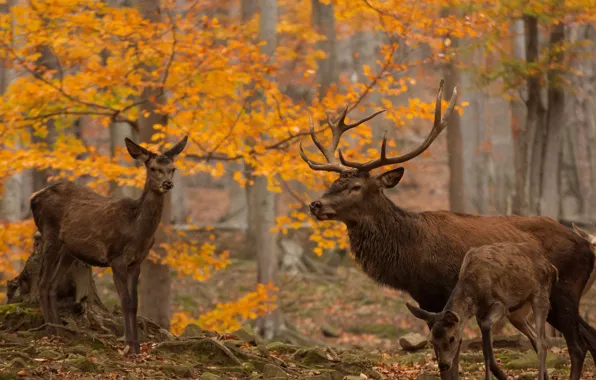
[205,338,243,367]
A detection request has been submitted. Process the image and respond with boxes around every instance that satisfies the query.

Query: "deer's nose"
[162,181,173,190]
[309,201,322,213]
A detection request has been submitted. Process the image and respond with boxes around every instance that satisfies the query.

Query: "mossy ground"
[3,259,596,378]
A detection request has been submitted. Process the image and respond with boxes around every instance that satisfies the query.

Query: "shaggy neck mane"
[346,192,424,290]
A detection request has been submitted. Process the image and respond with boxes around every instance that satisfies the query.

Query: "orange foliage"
[0,0,593,329]
[170,282,278,335]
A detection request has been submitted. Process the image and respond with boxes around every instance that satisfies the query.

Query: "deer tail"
[29,184,57,232]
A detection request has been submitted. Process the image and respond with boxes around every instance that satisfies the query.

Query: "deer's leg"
[507,306,539,353]
[111,258,137,354]
[47,248,75,335]
[127,263,141,354]
[478,302,508,380]
[533,293,551,380]
[547,287,586,380]
[38,237,61,335]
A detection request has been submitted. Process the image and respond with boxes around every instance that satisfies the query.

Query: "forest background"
[0,0,595,347]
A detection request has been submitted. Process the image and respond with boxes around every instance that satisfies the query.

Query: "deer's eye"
[350,185,361,192]
[151,167,157,172]
[449,336,455,343]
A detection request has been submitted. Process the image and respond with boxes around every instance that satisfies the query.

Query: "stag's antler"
[338,79,458,172]
[299,79,458,174]
[299,107,386,173]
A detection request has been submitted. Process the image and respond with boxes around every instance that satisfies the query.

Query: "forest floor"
[35,258,592,379]
[1,301,594,380]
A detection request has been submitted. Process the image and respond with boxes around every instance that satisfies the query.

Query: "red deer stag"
[298,80,596,380]
[30,136,188,355]
[407,242,557,380]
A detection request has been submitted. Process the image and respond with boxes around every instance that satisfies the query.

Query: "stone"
[399,333,428,351]
[232,324,257,345]
[321,323,341,338]
[181,323,204,338]
[200,373,221,380]
[263,364,287,379]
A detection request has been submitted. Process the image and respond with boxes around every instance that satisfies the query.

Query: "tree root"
[29,323,112,347]
[204,338,243,367]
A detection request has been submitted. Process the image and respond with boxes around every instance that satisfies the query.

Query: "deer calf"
[407,242,557,380]
[30,136,187,354]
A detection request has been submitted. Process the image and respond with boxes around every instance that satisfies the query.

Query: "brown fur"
[571,223,596,297]
[309,167,596,380]
[30,136,187,355]
[302,82,596,379]
[407,242,556,380]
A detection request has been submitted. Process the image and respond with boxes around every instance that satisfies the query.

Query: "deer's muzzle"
[161,181,173,192]
[309,200,335,220]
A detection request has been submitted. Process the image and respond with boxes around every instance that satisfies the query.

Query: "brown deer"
[407,242,557,380]
[571,223,596,297]
[30,136,188,355]
[299,79,596,380]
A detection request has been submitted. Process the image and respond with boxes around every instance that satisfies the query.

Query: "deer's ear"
[125,138,155,162]
[163,136,188,159]
[572,223,593,242]
[406,302,438,325]
[377,167,405,189]
[442,310,460,326]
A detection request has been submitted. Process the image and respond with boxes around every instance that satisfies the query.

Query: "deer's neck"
[134,183,165,236]
[443,281,476,321]
[346,195,424,289]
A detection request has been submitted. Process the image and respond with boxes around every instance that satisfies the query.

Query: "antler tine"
[299,141,345,173]
[299,107,387,173]
[298,113,346,173]
[339,79,459,172]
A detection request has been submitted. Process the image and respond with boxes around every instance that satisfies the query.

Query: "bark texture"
[254,0,282,340]
[135,0,172,330]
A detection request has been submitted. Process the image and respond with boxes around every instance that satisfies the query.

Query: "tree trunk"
[311,0,337,99]
[4,233,168,340]
[350,30,384,140]
[539,22,565,219]
[107,0,136,199]
[254,0,282,340]
[135,0,172,330]
[460,47,489,214]
[5,233,110,332]
[563,25,596,221]
[525,15,547,216]
[32,45,58,192]
[242,0,258,21]
[0,0,24,224]
[510,18,529,216]
[240,0,260,259]
[442,36,466,213]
